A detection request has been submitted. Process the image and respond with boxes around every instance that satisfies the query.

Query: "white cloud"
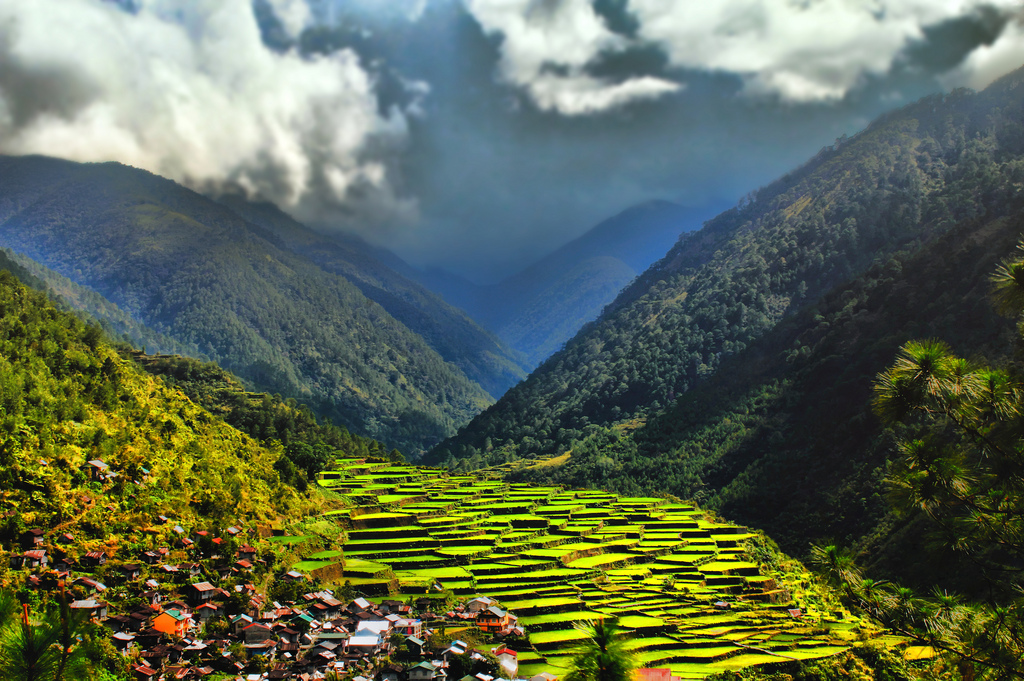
[266,0,313,38]
[464,0,1024,111]
[629,0,1023,103]
[464,0,681,115]
[941,13,1024,91]
[0,0,416,231]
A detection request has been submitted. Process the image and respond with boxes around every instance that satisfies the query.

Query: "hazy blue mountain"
[410,200,722,367]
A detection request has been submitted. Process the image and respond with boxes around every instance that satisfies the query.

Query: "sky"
[1,0,1024,282]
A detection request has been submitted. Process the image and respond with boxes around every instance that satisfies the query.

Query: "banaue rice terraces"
[303,457,890,679]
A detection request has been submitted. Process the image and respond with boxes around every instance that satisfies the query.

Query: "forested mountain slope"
[218,196,527,397]
[430,68,1024,564]
[0,156,493,454]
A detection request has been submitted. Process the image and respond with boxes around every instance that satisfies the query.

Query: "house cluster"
[8,527,532,681]
[109,591,525,680]
[444,597,523,638]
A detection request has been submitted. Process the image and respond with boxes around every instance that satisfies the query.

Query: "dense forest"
[430,67,1024,580]
[0,156,506,455]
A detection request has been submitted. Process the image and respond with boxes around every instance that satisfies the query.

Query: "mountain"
[428,69,1024,571]
[0,155,495,455]
[217,196,528,398]
[415,200,719,368]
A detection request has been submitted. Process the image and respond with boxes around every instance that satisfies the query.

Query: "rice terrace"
[285,457,888,678]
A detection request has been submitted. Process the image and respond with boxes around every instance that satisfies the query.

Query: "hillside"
[0,155,496,455]
[0,266,905,680]
[0,269,320,542]
[429,69,1024,565]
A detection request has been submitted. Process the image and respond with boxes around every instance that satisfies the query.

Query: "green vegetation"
[0,588,93,681]
[0,269,319,543]
[563,618,638,681]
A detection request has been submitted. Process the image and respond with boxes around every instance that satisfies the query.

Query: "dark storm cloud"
[903,5,1011,73]
[0,20,99,129]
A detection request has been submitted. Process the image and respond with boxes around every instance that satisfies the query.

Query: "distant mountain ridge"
[0,155,503,455]
[412,200,721,367]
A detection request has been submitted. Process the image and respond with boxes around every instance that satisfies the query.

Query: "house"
[12,550,47,569]
[476,606,512,632]
[347,631,385,656]
[531,674,558,681]
[111,631,136,652]
[132,663,159,681]
[141,590,163,607]
[493,645,518,678]
[356,620,392,638]
[635,670,682,681]
[393,618,422,637]
[20,528,45,549]
[120,564,142,580]
[349,597,373,613]
[141,551,162,565]
[194,602,220,623]
[180,563,202,577]
[243,622,276,644]
[466,597,495,613]
[237,545,258,561]
[84,459,110,481]
[82,551,108,568]
[185,581,217,605]
[405,636,425,656]
[408,661,441,681]
[74,576,107,592]
[231,614,254,634]
[153,609,191,638]
[70,599,108,619]
[282,570,307,583]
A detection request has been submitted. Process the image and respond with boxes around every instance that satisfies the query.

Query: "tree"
[0,586,91,681]
[564,618,637,681]
[820,242,1024,679]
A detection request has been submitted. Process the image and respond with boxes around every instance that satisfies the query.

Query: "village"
[9,522,535,681]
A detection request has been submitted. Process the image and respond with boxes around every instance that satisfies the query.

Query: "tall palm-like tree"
[0,586,91,681]
[564,618,637,681]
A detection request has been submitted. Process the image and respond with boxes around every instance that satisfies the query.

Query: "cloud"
[464,0,681,115]
[631,0,1024,102]
[941,12,1024,91]
[464,0,1023,112]
[0,0,416,232]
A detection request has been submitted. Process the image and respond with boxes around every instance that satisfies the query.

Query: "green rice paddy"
[305,457,871,678]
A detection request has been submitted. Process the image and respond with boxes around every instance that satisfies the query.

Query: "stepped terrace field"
[312,459,866,679]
